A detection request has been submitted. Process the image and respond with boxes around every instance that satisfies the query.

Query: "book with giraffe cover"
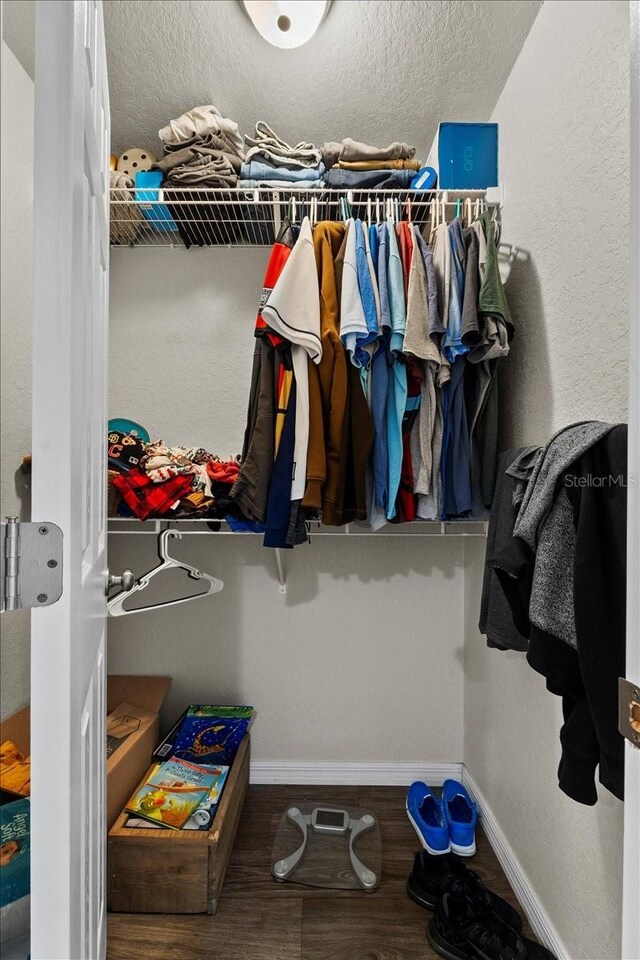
[172,705,254,766]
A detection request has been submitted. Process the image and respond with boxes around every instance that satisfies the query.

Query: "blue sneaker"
[441,779,477,856]
[406,781,450,855]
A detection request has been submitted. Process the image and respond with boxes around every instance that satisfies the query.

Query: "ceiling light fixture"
[242,1,331,49]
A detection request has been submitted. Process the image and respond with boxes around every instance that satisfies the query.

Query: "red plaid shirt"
[112,469,193,521]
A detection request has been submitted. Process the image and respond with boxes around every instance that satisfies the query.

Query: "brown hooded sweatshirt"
[310,221,348,523]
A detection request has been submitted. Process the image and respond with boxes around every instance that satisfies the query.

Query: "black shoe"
[407,850,523,934]
[427,893,557,960]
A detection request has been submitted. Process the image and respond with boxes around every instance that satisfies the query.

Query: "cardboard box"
[0,676,170,945]
[106,676,171,828]
[0,676,172,829]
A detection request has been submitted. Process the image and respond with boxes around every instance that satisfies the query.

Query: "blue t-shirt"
[442,218,468,363]
[385,221,407,519]
[355,219,379,353]
[371,223,391,509]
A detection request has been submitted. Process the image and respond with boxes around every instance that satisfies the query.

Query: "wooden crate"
[107,735,250,915]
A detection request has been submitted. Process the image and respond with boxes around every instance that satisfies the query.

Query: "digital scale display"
[311,807,349,833]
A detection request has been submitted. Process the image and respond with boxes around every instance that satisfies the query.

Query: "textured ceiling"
[2,0,35,77]
[104,0,542,158]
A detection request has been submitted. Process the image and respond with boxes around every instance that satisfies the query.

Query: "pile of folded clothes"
[322,137,420,189]
[239,121,325,189]
[111,440,241,520]
[153,104,245,188]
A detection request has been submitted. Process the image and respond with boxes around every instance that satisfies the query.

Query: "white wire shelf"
[107,518,488,537]
[109,187,497,249]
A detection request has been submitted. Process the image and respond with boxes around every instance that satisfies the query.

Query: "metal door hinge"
[619,677,640,747]
[1,517,63,613]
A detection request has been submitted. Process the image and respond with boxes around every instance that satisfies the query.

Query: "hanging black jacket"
[491,424,627,805]
[566,424,627,801]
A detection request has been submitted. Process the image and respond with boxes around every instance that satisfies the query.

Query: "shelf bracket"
[274,548,287,594]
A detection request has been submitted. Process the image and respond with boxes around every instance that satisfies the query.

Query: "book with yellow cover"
[125,762,229,830]
[125,756,216,830]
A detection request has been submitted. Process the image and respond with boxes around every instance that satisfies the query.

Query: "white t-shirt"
[262,217,322,501]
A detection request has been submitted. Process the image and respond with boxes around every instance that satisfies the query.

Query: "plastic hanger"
[428,196,439,243]
[107,529,224,617]
[491,204,502,245]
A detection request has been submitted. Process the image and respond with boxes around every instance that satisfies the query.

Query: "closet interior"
[103,3,629,958]
[0,1,632,959]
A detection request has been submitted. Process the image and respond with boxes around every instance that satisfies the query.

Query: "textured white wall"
[0,42,34,720]
[463,3,629,958]
[108,249,466,762]
[108,532,466,764]
[103,0,541,158]
[109,247,265,456]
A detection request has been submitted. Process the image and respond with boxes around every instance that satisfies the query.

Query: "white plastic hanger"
[107,529,224,617]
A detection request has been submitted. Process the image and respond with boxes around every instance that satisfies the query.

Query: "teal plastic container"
[134,170,178,232]
[437,123,498,190]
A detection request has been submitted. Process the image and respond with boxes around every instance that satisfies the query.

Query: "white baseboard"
[462,767,570,960]
[250,759,463,786]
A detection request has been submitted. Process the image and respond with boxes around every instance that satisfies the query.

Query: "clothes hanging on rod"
[480,422,628,806]
[230,199,512,547]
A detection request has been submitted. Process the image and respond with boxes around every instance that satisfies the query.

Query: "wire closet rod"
[107,520,489,537]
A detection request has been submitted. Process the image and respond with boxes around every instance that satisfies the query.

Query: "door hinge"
[619,677,640,748]
[1,517,64,613]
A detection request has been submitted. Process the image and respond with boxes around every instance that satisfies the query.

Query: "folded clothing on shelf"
[324,167,415,189]
[322,137,417,169]
[159,104,244,156]
[240,158,325,183]
[155,107,245,191]
[334,158,420,171]
[245,120,322,169]
[240,122,325,190]
[239,179,325,190]
[319,138,419,188]
[154,139,242,189]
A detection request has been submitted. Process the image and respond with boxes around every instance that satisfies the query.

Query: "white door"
[623,4,640,958]
[30,1,110,958]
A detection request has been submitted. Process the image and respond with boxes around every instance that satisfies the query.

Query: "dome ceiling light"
[242,1,332,49]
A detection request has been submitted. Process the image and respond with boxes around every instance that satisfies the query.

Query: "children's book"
[125,762,229,831]
[172,705,254,766]
[0,797,30,908]
[125,757,217,830]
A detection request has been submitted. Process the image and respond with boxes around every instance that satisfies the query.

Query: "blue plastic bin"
[436,123,498,190]
[134,170,178,232]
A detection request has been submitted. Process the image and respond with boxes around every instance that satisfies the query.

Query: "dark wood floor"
[108,784,534,960]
